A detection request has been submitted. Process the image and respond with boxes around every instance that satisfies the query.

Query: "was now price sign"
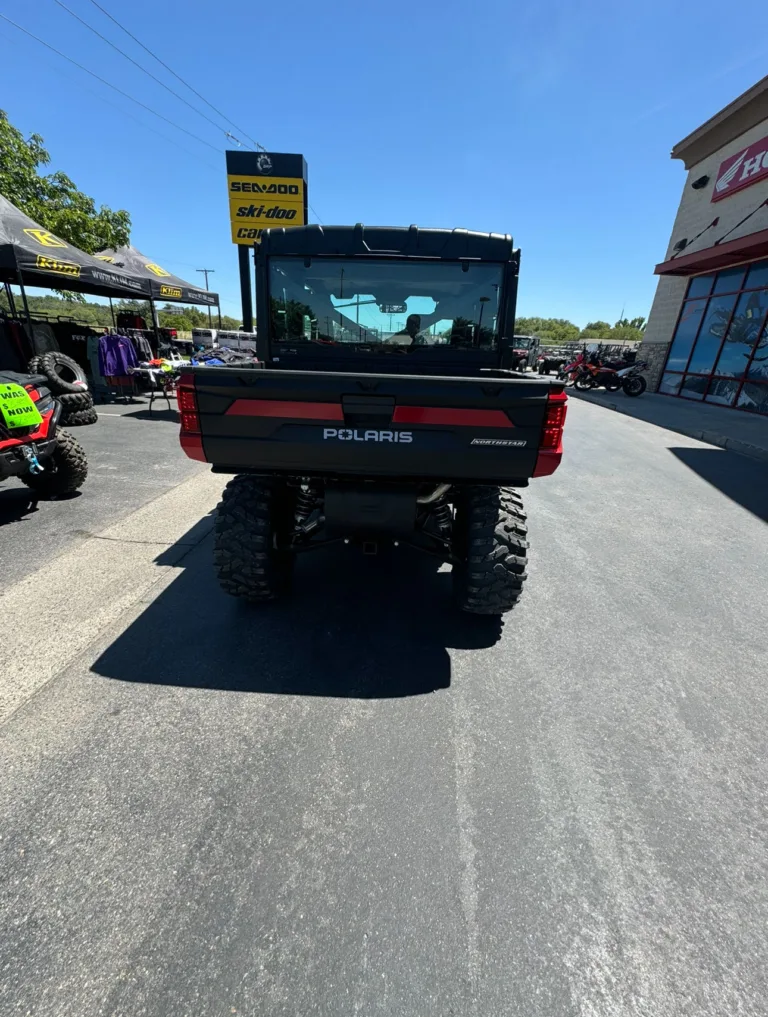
[0,383,43,430]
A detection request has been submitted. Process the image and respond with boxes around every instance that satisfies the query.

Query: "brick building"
[641,75,768,416]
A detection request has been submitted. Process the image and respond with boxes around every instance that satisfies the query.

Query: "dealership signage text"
[712,134,768,202]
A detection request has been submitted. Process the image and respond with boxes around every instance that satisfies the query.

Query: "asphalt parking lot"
[0,398,206,590]
[2,399,768,1016]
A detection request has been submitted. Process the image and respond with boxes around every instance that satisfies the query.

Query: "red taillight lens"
[177,389,197,413]
[177,378,201,437]
[544,401,567,429]
[534,388,567,477]
[180,411,200,433]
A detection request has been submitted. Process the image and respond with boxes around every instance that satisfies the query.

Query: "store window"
[659,259,768,414]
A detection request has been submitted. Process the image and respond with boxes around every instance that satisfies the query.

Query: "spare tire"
[28,355,43,374]
[58,390,93,412]
[61,407,98,427]
[38,351,88,395]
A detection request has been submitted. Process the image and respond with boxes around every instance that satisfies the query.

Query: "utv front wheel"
[452,487,528,615]
[214,476,295,603]
[21,429,88,497]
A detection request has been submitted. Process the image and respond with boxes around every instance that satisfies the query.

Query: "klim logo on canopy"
[35,255,81,277]
[24,229,67,248]
[712,134,768,202]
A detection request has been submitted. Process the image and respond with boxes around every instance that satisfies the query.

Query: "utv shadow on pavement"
[0,488,39,526]
[93,540,504,698]
[122,408,179,423]
[669,446,768,523]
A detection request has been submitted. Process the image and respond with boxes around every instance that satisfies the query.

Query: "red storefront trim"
[655,226,768,276]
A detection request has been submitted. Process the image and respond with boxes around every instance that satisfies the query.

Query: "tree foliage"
[515,317,581,344]
[0,292,240,331]
[515,316,646,345]
[0,110,130,254]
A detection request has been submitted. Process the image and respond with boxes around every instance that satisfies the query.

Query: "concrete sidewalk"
[571,389,768,461]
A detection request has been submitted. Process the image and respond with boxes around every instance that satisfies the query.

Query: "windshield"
[269,257,504,350]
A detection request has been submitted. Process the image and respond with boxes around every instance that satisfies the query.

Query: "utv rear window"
[269,257,504,351]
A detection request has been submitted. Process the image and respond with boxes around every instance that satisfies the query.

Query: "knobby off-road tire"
[37,352,88,395]
[61,407,98,427]
[213,476,295,603]
[452,486,528,615]
[21,429,87,496]
[58,390,94,413]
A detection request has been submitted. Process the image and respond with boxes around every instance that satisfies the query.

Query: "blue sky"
[2,0,768,324]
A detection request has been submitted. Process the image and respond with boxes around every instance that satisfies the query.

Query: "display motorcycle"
[558,351,586,387]
[572,356,648,397]
[617,360,648,397]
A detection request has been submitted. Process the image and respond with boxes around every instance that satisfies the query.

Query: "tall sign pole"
[225,151,308,332]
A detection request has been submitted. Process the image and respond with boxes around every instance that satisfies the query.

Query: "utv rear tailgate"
[181,368,563,483]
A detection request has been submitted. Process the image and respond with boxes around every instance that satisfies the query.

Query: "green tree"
[615,316,646,332]
[581,320,613,339]
[0,110,130,253]
[515,317,581,344]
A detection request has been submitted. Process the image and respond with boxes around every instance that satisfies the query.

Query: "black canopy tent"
[0,195,152,306]
[95,245,221,329]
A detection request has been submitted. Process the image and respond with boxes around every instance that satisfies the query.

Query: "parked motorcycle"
[573,353,648,396]
[558,352,586,387]
[617,360,648,397]
[573,360,622,392]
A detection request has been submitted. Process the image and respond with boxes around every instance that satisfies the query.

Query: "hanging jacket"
[98,333,139,377]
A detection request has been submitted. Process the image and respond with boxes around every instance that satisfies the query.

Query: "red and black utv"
[179,225,568,615]
[0,370,88,497]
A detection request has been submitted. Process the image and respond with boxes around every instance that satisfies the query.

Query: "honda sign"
[712,134,768,202]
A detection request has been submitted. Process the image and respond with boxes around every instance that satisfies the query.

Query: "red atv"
[0,370,88,497]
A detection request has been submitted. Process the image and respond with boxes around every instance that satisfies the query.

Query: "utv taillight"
[177,388,200,432]
[534,388,567,477]
[177,374,206,461]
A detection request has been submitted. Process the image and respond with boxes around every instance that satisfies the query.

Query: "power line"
[70,2,325,220]
[51,0,248,148]
[4,42,220,173]
[86,0,265,152]
[0,12,221,154]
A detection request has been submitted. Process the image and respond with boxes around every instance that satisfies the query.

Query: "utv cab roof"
[259,224,515,262]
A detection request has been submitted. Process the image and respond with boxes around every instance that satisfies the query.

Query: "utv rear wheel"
[214,476,295,603]
[452,486,528,615]
[21,429,87,496]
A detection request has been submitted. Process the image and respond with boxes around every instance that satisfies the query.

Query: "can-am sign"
[712,135,768,202]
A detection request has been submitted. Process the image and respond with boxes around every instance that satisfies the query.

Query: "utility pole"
[197,268,215,326]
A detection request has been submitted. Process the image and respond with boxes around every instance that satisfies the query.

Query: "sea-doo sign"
[712,135,768,202]
[225,151,308,244]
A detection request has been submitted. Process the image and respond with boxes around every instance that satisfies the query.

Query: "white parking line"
[0,470,224,725]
